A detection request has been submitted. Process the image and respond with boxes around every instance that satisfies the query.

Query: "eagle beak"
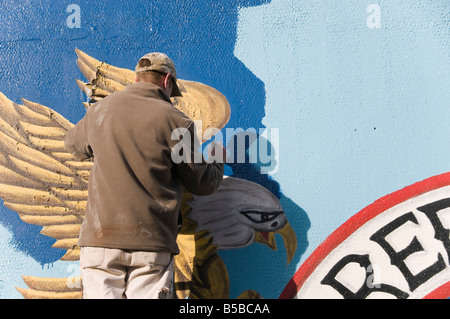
[255,222,297,265]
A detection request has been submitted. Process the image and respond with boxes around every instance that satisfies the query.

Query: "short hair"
[136,70,165,84]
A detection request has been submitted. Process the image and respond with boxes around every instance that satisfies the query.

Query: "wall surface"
[0,0,448,299]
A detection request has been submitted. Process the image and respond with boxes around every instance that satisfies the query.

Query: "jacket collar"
[125,81,172,103]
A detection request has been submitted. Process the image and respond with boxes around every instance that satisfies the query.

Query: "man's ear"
[163,73,172,89]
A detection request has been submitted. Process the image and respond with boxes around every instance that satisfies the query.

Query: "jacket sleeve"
[173,122,224,196]
[64,113,93,160]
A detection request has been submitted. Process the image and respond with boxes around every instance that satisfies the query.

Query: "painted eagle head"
[187,176,297,264]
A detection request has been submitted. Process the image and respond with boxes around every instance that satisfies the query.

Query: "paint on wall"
[0,50,297,299]
[0,0,448,299]
[281,173,450,299]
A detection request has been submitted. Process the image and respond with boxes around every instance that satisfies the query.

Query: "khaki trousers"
[80,247,174,299]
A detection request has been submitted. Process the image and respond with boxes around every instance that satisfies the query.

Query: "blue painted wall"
[0,0,448,298]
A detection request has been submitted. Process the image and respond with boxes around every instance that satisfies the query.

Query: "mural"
[0,1,448,299]
[0,50,297,299]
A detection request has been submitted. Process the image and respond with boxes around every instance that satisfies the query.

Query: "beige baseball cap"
[135,52,183,97]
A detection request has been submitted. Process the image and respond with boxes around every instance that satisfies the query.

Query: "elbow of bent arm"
[64,133,93,160]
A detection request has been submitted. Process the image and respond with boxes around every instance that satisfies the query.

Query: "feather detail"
[0,93,88,299]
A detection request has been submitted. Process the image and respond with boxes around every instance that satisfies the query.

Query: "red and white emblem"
[281,173,450,299]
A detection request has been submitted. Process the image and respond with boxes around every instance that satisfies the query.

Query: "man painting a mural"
[0,45,296,300]
[0,0,447,302]
[64,53,226,299]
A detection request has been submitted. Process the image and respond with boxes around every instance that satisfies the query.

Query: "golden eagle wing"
[0,93,89,261]
[75,49,231,142]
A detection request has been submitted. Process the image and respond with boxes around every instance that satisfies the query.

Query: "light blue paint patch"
[0,225,80,298]
[234,0,450,278]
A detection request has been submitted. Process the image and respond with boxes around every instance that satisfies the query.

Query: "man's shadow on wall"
[222,131,310,298]
[168,0,310,297]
